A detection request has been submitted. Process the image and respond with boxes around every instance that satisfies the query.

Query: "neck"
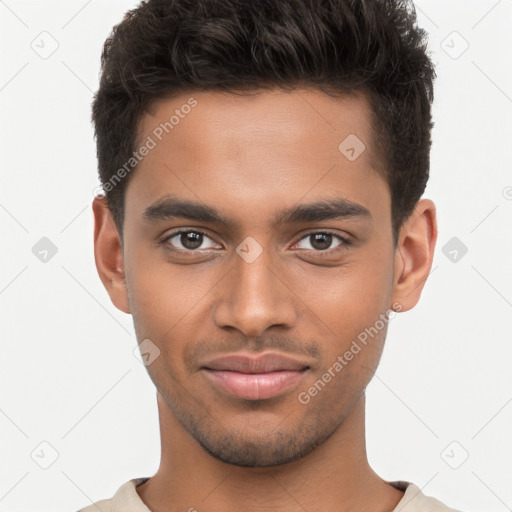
[136,392,404,512]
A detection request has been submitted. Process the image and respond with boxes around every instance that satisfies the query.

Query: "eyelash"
[160,229,352,256]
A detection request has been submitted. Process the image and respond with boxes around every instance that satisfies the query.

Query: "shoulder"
[390,481,464,512]
[75,477,150,512]
[76,497,113,512]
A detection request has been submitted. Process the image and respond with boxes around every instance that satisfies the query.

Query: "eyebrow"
[143,194,372,228]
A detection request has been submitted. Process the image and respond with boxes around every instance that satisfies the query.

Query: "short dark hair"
[91,0,435,246]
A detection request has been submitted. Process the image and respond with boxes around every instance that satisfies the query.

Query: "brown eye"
[310,233,333,251]
[163,230,218,251]
[180,231,203,249]
[295,231,348,252]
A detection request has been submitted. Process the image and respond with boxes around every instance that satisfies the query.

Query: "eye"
[294,231,351,252]
[160,229,351,257]
[162,230,220,252]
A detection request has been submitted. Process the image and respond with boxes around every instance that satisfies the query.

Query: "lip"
[200,351,312,373]
[200,351,312,400]
[202,369,309,400]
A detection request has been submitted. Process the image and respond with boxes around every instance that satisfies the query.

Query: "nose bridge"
[214,241,296,336]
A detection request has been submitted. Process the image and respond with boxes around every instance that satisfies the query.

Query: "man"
[79,0,462,510]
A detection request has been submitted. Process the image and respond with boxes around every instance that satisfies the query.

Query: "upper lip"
[201,351,312,373]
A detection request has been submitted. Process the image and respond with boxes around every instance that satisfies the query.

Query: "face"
[114,88,401,467]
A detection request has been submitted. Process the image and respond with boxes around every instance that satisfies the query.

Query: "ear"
[92,195,131,314]
[391,198,438,312]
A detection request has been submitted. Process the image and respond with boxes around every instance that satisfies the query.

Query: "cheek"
[300,256,393,335]
[124,246,222,383]
[302,247,394,375]
[124,241,213,332]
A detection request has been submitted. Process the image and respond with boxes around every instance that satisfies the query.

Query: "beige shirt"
[76,477,463,511]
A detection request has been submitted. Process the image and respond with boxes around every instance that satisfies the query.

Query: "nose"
[213,245,298,338]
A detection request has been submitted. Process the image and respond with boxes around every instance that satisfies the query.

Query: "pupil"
[182,232,202,249]
[311,233,332,250]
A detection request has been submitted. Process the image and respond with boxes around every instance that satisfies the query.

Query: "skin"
[93,88,437,512]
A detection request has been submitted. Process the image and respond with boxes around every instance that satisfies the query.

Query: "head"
[92,0,437,467]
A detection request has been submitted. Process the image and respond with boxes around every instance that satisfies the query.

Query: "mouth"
[201,367,310,400]
[199,351,313,400]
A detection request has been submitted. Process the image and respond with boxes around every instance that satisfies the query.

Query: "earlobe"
[92,196,131,314]
[391,198,438,312]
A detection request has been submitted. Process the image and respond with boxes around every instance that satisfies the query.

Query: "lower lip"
[202,368,308,400]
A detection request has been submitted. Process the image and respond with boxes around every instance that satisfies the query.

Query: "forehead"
[137,87,379,165]
[126,88,389,225]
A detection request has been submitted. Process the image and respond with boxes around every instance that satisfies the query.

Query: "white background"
[1,1,511,511]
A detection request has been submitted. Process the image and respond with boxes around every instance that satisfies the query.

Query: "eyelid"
[161,228,220,250]
[293,230,352,250]
[161,228,352,254]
